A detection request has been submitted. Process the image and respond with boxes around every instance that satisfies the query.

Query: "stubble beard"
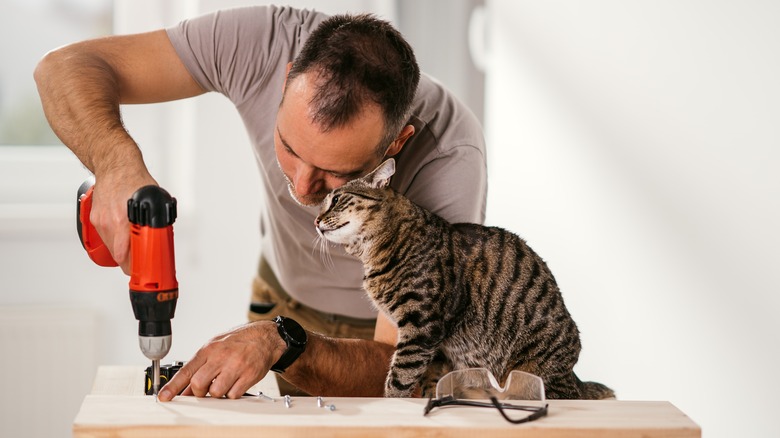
[277,160,327,207]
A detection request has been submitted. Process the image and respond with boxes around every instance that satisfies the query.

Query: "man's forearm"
[284,331,395,397]
[34,44,143,176]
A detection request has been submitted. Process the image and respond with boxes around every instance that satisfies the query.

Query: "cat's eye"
[330,195,340,206]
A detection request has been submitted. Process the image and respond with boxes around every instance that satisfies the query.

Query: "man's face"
[275,73,387,207]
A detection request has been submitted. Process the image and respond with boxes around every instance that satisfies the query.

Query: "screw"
[284,395,292,408]
[257,391,276,402]
[316,396,335,411]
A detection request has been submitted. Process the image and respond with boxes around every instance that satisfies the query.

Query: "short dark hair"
[286,13,420,154]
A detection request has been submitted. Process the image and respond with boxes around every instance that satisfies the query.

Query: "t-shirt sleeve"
[404,144,487,225]
[165,6,318,106]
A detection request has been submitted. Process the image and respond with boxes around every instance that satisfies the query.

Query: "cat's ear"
[365,158,396,189]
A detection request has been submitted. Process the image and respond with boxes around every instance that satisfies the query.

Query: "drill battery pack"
[144,361,184,396]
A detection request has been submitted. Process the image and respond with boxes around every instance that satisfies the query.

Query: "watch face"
[281,317,307,346]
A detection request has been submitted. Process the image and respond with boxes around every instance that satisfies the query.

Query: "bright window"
[1,0,113,146]
[0,0,113,233]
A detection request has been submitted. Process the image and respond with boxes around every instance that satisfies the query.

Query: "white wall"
[484,1,779,437]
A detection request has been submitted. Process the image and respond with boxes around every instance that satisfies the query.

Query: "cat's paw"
[384,376,415,398]
[384,385,413,398]
[420,357,451,398]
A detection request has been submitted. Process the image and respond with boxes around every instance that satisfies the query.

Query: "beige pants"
[248,258,376,395]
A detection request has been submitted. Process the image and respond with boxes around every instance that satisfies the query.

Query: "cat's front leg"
[384,325,442,397]
[385,349,435,397]
[419,354,452,398]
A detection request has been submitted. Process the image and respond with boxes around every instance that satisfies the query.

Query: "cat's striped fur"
[315,159,614,399]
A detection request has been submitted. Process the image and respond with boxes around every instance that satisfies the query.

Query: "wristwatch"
[270,316,308,373]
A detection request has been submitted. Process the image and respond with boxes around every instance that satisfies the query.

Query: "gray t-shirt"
[167,5,487,319]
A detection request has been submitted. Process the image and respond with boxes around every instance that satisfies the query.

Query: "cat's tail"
[577,378,616,400]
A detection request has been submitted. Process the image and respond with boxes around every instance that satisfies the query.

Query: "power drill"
[77,177,179,397]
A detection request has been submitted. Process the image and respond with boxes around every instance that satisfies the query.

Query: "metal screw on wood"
[257,391,276,402]
[317,396,336,411]
[284,395,292,408]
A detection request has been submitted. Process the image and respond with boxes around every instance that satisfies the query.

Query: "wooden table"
[73,366,700,437]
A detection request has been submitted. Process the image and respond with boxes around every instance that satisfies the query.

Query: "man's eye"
[328,172,351,180]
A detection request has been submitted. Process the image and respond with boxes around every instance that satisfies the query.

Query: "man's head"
[275,13,420,206]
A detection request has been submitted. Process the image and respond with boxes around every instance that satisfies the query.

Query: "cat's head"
[315,158,396,248]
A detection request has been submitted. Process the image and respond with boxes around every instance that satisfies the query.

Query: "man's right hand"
[91,170,157,274]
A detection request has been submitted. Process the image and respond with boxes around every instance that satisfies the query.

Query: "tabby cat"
[315,159,614,400]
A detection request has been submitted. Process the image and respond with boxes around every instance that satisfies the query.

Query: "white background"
[485,2,779,437]
[1,1,778,437]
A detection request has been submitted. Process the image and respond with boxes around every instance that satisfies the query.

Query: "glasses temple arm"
[423,397,436,416]
[489,397,549,424]
[424,396,458,416]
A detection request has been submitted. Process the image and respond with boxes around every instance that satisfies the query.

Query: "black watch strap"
[270,316,307,373]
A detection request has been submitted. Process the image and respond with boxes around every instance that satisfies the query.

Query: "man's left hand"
[158,321,285,401]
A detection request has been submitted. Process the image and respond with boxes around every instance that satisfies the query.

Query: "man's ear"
[385,125,415,157]
[365,159,396,189]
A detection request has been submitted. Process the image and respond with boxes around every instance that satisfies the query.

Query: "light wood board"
[73,366,700,438]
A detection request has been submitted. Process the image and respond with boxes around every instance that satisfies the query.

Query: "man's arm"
[158,313,397,400]
[284,313,397,396]
[34,30,204,272]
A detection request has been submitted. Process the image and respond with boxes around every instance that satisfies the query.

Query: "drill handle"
[77,177,119,267]
[127,185,178,293]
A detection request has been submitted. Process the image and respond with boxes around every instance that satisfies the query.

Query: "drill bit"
[152,359,161,401]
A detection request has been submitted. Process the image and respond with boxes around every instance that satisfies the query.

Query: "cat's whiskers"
[313,233,335,271]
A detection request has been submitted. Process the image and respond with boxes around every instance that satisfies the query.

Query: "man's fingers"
[91,174,156,275]
[186,359,221,397]
[210,363,260,399]
[157,367,191,401]
[226,374,257,399]
[180,366,238,399]
[206,370,240,399]
[112,229,131,274]
[158,356,204,402]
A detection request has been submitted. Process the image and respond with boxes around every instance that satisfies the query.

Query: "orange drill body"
[77,179,178,363]
[129,223,179,294]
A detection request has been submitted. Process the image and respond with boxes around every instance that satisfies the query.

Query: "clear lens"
[435,367,545,401]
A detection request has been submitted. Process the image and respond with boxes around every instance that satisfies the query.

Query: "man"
[35,6,486,400]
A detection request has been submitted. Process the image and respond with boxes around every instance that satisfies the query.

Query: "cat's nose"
[314,217,320,227]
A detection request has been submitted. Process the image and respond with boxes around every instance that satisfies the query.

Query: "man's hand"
[158,321,286,401]
[158,315,397,401]
[90,170,157,274]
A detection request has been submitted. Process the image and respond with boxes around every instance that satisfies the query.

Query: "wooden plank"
[89,366,146,396]
[74,366,700,438]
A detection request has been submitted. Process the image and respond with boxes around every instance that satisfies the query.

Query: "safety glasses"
[423,367,549,424]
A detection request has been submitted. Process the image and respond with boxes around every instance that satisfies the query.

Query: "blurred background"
[1,0,777,437]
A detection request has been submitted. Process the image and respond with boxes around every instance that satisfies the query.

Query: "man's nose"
[293,165,324,196]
